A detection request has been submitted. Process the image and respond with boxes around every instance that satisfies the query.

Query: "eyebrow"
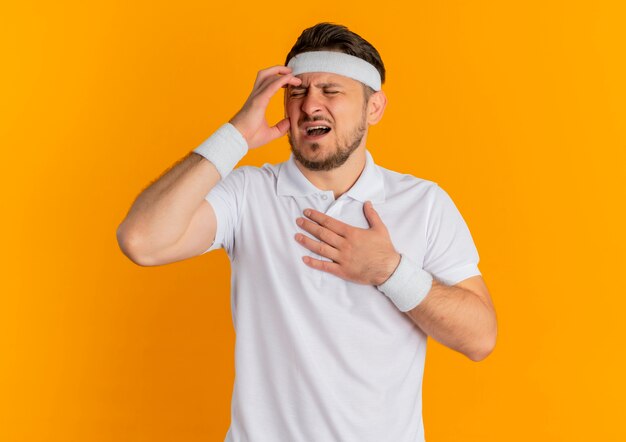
[290,82,343,90]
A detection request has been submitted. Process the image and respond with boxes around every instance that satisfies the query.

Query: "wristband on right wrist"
[192,123,249,178]
[376,254,434,312]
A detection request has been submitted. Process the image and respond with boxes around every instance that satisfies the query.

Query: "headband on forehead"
[286,51,382,91]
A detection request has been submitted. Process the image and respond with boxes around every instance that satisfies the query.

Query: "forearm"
[117,64,299,260]
[405,278,497,361]
[117,152,221,256]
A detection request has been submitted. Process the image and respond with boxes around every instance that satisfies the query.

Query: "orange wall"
[1,1,625,440]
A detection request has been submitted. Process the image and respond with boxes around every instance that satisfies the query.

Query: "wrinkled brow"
[289,82,344,90]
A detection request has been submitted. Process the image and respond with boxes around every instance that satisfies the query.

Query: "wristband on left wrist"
[376,254,433,312]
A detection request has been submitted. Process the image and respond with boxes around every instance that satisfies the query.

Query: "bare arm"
[289,205,497,362]
[405,275,497,362]
[116,153,221,265]
[116,65,303,266]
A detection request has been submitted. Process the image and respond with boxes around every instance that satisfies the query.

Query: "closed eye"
[288,90,340,98]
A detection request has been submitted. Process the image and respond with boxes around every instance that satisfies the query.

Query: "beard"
[287,111,367,172]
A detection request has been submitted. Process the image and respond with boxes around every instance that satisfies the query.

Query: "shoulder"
[233,159,283,181]
[375,162,440,202]
[219,160,285,197]
[222,160,278,185]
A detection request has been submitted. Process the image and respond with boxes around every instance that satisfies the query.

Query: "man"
[117,22,497,442]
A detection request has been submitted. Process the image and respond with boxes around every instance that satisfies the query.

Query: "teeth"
[306,126,330,134]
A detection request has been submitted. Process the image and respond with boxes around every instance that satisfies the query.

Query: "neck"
[294,145,367,200]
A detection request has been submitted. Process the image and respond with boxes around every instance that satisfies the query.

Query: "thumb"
[363,200,383,229]
[270,117,291,140]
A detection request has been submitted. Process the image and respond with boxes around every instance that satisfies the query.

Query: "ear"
[366,90,387,126]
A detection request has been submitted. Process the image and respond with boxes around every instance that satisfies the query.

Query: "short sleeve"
[200,166,248,258]
[422,184,482,285]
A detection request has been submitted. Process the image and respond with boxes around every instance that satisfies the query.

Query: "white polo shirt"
[202,149,481,442]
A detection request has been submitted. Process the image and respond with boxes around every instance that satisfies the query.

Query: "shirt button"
[320,194,328,200]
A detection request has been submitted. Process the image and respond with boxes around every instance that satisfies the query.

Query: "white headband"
[286,51,382,91]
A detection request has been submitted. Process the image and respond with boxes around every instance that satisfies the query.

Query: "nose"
[300,91,324,116]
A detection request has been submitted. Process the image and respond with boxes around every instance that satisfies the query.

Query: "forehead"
[291,72,361,89]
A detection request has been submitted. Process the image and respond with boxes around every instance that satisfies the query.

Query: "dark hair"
[285,23,385,100]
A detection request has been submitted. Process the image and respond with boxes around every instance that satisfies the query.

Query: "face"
[285,72,369,171]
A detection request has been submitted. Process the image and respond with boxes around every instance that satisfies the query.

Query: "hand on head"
[229,66,301,150]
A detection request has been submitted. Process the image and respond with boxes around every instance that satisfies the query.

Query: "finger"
[281,74,302,88]
[301,255,345,279]
[258,73,301,99]
[295,233,341,262]
[249,74,299,111]
[255,68,298,92]
[254,65,293,86]
[296,216,346,248]
[363,200,384,229]
[268,117,290,140]
[303,209,352,237]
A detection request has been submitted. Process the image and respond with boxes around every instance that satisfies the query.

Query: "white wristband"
[192,123,249,178]
[376,254,433,312]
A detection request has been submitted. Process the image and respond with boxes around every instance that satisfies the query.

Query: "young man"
[117,22,497,442]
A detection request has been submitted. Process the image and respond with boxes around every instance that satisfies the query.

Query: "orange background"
[2,1,625,441]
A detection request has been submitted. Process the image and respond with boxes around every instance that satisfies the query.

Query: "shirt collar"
[276,149,386,203]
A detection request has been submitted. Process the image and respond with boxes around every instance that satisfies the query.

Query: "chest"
[237,189,428,277]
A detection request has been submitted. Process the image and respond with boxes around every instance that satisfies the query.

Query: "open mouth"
[304,125,332,139]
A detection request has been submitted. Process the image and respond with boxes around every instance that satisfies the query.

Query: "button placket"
[320,199,344,285]
[295,196,326,287]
